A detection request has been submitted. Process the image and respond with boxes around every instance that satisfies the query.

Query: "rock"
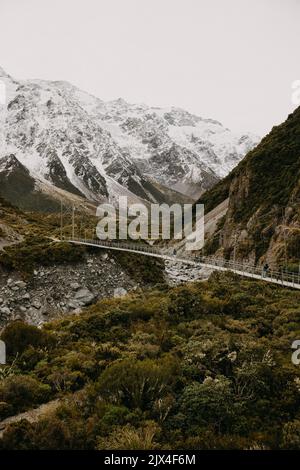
[73,308,82,314]
[7,278,13,286]
[70,282,80,290]
[114,287,127,298]
[32,300,42,309]
[0,306,11,315]
[0,243,137,327]
[14,281,27,288]
[14,315,22,321]
[68,301,79,309]
[74,288,95,306]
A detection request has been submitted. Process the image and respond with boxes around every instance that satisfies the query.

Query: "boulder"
[70,282,80,290]
[14,281,27,289]
[32,300,42,309]
[0,306,11,315]
[113,287,127,298]
[74,288,95,306]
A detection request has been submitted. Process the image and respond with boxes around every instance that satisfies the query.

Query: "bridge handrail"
[64,237,300,287]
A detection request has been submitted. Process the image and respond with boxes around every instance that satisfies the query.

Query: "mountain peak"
[0,154,24,172]
[110,97,128,106]
[0,66,10,78]
[0,71,259,209]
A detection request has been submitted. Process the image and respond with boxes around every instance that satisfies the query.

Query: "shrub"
[175,376,238,433]
[0,420,35,450]
[96,421,160,450]
[168,286,203,320]
[97,356,178,409]
[1,321,55,358]
[0,375,51,414]
[281,420,300,449]
[0,415,94,450]
[1,238,85,275]
[47,369,85,393]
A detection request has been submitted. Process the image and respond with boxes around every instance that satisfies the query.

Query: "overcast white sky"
[0,0,299,135]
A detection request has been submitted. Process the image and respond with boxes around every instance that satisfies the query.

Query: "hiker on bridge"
[262,263,269,278]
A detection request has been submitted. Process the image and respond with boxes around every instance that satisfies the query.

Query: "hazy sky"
[0,0,299,135]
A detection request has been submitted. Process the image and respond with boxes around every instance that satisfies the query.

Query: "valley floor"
[0,271,299,450]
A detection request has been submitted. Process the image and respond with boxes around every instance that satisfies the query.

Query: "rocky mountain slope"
[197,106,300,268]
[0,196,169,326]
[0,251,140,327]
[91,99,258,198]
[0,66,258,209]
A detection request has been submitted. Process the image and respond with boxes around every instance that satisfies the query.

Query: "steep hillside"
[197,106,300,267]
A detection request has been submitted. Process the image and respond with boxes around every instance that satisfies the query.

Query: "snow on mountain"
[81,98,259,197]
[0,67,259,209]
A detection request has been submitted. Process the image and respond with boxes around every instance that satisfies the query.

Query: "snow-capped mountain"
[88,100,258,197]
[0,66,259,209]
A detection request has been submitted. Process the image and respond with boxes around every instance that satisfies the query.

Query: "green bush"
[0,375,51,415]
[97,356,178,409]
[281,420,300,449]
[1,321,55,358]
[0,238,85,275]
[174,376,240,434]
[0,272,300,449]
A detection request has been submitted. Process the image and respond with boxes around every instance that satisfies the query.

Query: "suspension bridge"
[55,201,300,290]
[60,237,300,290]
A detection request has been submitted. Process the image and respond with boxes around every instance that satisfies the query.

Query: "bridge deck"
[63,238,300,290]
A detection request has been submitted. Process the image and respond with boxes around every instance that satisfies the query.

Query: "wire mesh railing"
[64,237,300,288]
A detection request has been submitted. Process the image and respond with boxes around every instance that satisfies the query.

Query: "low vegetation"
[0,272,299,449]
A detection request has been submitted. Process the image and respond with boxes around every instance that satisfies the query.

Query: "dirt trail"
[0,398,60,438]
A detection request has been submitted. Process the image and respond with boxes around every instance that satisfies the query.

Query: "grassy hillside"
[0,272,299,450]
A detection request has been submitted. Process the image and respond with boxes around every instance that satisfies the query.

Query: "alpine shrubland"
[0,272,299,450]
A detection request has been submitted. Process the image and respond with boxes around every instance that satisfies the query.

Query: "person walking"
[262,263,269,278]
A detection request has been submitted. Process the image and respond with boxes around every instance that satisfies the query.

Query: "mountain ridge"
[0,67,259,210]
[197,106,300,266]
